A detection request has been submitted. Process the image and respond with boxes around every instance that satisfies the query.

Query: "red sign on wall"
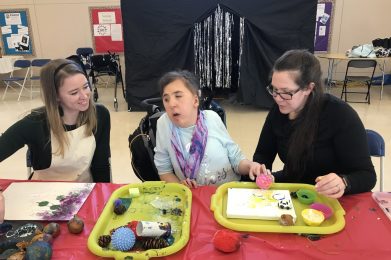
[90,7,124,53]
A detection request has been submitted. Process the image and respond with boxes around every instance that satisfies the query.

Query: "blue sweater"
[154,110,245,186]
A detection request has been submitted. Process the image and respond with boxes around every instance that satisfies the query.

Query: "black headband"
[53,61,87,88]
[53,62,72,87]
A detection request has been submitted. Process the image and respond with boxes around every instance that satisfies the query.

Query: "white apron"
[32,125,96,182]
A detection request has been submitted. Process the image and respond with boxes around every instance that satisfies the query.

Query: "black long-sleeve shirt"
[0,104,111,182]
[253,94,376,194]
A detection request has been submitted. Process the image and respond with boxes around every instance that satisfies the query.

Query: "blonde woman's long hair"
[39,59,97,157]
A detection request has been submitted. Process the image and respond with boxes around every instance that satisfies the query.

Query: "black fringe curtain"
[121,0,317,109]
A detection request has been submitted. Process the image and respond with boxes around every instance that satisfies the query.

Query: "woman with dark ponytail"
[251,49,376,198]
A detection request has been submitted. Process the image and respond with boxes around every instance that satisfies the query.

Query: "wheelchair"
[89,52,126,111]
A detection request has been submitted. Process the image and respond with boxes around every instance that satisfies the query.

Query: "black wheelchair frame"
[89,52,126,111]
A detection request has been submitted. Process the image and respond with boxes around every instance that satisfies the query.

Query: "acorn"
[43,223,60,238]
[67,215,84,234]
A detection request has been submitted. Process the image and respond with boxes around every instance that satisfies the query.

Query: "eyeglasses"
[266,85,301,100]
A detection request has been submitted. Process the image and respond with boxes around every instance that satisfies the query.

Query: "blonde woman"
[0,59,111,182]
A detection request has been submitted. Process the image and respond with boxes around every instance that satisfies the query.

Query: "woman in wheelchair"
[154,70,259,188]
[0,59,111,182]
[251,49,376,198]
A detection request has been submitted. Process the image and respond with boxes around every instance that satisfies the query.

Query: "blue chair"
[2,59,31,101]
[30,59,51,97]
[366,129,385,191]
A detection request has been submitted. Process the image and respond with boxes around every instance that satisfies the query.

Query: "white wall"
[318,0,391,80]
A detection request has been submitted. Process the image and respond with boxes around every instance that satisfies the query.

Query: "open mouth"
[173,112,180,117]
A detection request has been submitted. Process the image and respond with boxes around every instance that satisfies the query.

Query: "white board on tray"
[226,188,297,222]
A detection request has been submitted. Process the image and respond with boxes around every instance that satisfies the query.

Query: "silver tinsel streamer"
[194,5,240,90]
[238,17,245,88]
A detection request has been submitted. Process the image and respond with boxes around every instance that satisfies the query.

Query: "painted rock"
[25,241,52,260]
[43,223,60,238]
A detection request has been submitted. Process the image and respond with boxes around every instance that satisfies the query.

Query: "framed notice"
[0,9,34,56]
[89,6,124,53]
[314,0,334,52]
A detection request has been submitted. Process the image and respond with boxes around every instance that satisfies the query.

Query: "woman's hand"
[248,162,271,181]
[315,173,345,199]
[180,178,198,189]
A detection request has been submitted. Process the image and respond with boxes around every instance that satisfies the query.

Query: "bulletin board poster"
[0,9,34,56]
[89,7,124,53]
[314,1,333,52]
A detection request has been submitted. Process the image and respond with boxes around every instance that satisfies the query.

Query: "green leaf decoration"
[38,201,49,207]
[56,195,65,201]
[50,205,60,210]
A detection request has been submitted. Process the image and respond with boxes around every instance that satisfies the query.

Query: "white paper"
[316,3,325,20]
[3,182,95,221]
[19,34,30,47]
[94,24,111,36]
[17,25,29,34]
[111,24,122,41]
[7,35,20,48]
[1,25,12,35]
[319,13,330,25]
[98,12,116,24]
[319,26,326,36]
[4,13,22,25]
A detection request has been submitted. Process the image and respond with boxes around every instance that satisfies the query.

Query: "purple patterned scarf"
[171,111,208,179]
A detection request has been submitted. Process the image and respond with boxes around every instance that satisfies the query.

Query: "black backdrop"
[121,0,317,109]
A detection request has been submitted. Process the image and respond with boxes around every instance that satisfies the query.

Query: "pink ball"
[256,174,273,190]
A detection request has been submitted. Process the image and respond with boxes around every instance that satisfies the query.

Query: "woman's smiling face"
[57,73,91,117]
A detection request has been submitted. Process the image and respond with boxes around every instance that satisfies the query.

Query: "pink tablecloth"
[1,179,390,259]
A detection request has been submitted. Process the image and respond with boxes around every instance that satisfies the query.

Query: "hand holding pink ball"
[256,174,274,189]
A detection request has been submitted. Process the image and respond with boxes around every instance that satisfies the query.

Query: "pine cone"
[98,235,111,248]
[142,237,169,250]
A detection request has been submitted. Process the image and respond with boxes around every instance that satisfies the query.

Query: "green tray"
[88,182,192,259]
[211,182,345,234]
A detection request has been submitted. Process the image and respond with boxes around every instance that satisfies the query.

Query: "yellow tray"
[211,182,345,234]
[88,181,192,259]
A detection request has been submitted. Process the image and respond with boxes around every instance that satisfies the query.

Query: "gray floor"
[0,82,390,191]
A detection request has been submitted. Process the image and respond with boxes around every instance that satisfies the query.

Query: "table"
[0,56,23,74]
[317,53,391,99]
[1,179,390,259]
